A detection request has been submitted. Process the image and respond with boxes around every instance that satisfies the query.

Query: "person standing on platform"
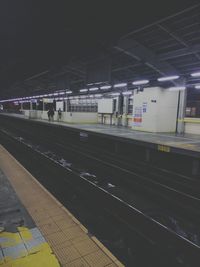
[47,109,51,121]
[58,108,62,121]
[50,108,55,121]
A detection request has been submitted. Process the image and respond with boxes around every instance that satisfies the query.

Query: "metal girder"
[157,24,200,61]
[115,39,180,77]
[158,44,200,61]
[112,63,141,72]
[121,4,200,39]
[24,70,49,81]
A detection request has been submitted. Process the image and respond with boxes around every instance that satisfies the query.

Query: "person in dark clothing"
[50,108,55,121]
[47,107,54,121]
[58,108,62,121]
[47,109,51,121]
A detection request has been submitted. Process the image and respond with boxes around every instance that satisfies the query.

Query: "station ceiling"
[0,0,200,99]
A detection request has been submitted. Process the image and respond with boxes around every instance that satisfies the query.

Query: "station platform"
[0,144,124,267]
[1,112,200,157]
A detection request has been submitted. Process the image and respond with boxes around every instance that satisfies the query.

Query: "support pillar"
[122,96,129,127]
[176,88,187,134]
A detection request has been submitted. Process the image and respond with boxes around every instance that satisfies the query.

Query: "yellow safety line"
[0,227,60,267]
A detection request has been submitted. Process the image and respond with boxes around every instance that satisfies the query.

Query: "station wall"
[132,87,179,133]
[24,110,98,124]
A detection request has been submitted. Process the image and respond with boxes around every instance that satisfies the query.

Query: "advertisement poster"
[133,106,142,126]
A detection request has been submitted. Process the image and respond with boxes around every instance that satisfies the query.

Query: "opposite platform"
[0,145,124,267]
[1,112,200,157]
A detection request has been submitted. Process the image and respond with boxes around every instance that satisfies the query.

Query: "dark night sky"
[0,0,199,91]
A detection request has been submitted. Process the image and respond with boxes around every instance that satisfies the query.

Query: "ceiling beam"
[158,44,200,61]
[157,24,200,61]
[121,4,200,39]
[115,39,180,77]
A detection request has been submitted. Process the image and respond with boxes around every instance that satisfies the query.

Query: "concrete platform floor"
[2,112,200,155]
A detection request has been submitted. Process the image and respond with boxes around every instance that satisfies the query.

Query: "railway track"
[0,119,200,266]
[1,116,200,223]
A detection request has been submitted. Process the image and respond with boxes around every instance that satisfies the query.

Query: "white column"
[176,88,187,134]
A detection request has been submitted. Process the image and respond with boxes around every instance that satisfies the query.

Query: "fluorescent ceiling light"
[80,89,88,92]
[94,94,102,97]
[110,92,120,96]
[157,75,180,82]
[89,87,98,91]
[100,85,111,90]
[132,80,149,85]
[168,86,186,91]
[66,91,72,94]
[113,83,127,88]
[191,72,200,77]
[122,91,132,95]
[58,92,65,95]
[195,85,200,89]
[87,82,103,86]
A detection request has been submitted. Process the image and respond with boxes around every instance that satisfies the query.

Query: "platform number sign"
[142,102,147,113]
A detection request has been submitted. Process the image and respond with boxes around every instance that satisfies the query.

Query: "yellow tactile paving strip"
[0,145,124,267]
[0,226,60,267]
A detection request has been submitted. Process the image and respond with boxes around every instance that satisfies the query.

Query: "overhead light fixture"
[94,94,102,97]
[100,85,111,90]
[87,81,103,86]
[66,91,72,94]
[191,72,200,77]
[195,85,200,89]
[80,89,88,92]
[157,75,180,82]
[132,80,149,85]
[58,92,65,95]
[110,92,120,96]
[168,86,186,91]
[113,83,127,88]
[122,91,132,95]
[89,87,98,91]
